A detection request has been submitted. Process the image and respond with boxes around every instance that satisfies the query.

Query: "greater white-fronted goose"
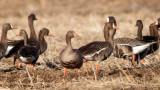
[79,16,119,72]
[0,23,17,59]
[135,20,159,54]
[150,18,160,38]
[16,29,39,72]
[7,14,38,51]
[59,31,83,78]
[7,28,53,55]
[39,28,53,54]
[5,14,40,66]
[113,20,156,64]
[6,13,39,57]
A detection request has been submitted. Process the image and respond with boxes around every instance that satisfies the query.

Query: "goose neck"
[29,19,37,40]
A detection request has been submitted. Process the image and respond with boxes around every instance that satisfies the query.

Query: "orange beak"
[12,26,17,29]
[74,33,80,37]
[151,24,158,27]
[49,34,54,37]
[113,26,119,29]
[16,35,19,37]
[104,20,108,24]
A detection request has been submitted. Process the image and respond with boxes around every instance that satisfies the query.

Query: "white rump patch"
[7,46,13,51]
[117,42,156,54]
[84,55,93,60]
[20,56,28,63]
[133,42,155,54]
[19,56,34,63]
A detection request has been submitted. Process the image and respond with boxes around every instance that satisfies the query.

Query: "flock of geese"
[0,14,159,78]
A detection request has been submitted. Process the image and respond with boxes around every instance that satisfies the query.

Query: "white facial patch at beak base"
[113,24,115,28]
[10,24,13,28]
[106,17,110,22]
[155,21,158,25]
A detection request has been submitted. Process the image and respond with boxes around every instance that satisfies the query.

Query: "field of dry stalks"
[0,0,160,89]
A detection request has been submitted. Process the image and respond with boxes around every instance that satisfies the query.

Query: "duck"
[59,31,83,78]
[0,23,17,59]
[16,29,39,72]
[5,14,40,66]
[79,16,119,72]
[38,28,53,54]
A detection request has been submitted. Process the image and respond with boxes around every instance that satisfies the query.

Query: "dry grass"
[0,0,160,89]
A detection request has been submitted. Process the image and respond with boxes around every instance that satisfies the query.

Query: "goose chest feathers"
[59,31,83,78]
[59,31,83,69]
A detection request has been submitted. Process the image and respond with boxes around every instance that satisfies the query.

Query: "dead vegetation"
[0,0,160,89]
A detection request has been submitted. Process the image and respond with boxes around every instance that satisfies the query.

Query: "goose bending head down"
[59,31,83,78]
[0,23,17,59]
[17,29,39,72]
[79,16,119,72]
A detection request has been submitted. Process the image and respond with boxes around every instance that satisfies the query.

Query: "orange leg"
[96,64,99,72]
[132,54,135,64]
[140,59,145,63]
[64,68,66,78]
[85,61,88,71]
[15,61,22,68]
[18,63,22,68]
[77,70,80,74]
[28,64,33,72]
[123,60,127,64]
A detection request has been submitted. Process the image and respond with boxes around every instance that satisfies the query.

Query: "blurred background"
[0,0,160,39]
[1,0,160,16]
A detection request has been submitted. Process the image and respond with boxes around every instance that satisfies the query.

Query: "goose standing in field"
[135,20,159,55]
[7,28,53,55]
[5,14,40,67]
[150,18,160,41]
[16,29,39,72]
[113,20,156,64]
[0,23,17,59]
[7,14,38,52]
[79,16,119,72]
[38,28,53,54]
[59,31,83,78]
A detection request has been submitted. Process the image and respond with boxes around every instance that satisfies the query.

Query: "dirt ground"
[0,0,160,89]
